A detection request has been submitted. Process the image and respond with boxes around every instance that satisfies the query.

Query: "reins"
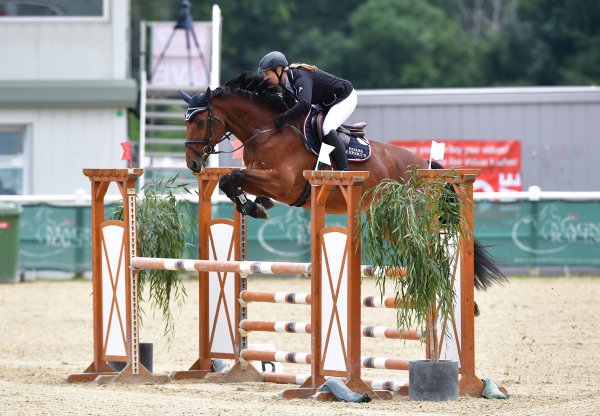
[185,99,304,161]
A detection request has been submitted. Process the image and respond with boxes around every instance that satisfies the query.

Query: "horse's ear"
[206,87,212,97]
[179,90,192,104]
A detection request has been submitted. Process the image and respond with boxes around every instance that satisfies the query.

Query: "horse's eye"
[197,119,205,127]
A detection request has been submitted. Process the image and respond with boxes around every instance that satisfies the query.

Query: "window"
[0,0,105,18]
[0,128,28,195]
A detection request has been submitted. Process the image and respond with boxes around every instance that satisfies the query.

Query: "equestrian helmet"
[257,51,288,73]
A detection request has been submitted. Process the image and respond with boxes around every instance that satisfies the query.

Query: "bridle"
[184,101,234,166]
[184,96,304,168]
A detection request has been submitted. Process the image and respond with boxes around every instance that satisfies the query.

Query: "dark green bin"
[0,203,22,283]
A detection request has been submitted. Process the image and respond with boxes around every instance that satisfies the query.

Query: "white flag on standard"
[429,140,445,169]
[317,143,335,166]
[430,141,445,161]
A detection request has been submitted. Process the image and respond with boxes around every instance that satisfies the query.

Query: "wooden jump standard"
[66,169,168,384]
[130,168,483,398]
[68,167,484,398]
[167,168,484,398]
[132,169,395,400]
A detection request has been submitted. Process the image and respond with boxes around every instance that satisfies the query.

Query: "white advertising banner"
[149,22,212,87]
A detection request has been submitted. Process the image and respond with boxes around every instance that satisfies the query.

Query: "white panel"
[209,223,235,354]
[8,108,126,194]
[102,224,127,357]
[321,231,348,372]
[0,0,126,80]
[438,236,460,364]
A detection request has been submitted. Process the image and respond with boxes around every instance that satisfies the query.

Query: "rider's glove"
[275,115,285,129]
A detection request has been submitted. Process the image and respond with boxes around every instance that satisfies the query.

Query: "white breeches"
[322,89,358,135]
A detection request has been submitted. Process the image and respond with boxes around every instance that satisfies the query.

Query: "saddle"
[302,108,371,162]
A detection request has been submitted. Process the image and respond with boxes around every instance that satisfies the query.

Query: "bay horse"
[181,72,505,290]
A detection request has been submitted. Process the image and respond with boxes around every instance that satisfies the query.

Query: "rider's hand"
[275,115,285,130]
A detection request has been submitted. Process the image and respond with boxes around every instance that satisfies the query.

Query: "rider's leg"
[321,90,357,171]
[323,130,349,171]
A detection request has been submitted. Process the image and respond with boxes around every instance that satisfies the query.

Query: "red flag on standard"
[121,141,133,168]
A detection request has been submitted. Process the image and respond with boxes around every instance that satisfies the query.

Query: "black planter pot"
[409,359,459,401]
[108,342,153,373]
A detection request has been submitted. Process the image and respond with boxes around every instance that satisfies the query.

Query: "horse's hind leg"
[218,170,268,219]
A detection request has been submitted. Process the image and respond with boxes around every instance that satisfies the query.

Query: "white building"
[0,0,136,195]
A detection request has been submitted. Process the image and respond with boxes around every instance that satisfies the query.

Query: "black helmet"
[257,51,288,73]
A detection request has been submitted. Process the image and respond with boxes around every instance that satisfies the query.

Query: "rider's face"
[262,68,283,85]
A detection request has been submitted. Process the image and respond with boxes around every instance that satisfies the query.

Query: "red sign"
[0,222,10,230]
[390,140,522,192]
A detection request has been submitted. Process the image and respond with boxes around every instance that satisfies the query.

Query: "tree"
[130,0,600,89]
[478,0,600,85]
[343,0,479,88]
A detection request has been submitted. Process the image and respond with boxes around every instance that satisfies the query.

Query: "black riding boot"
[323,130,349,171]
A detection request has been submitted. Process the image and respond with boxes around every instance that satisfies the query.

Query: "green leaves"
[130,0,600,89]
[361,173,468,359]
[113,176,193,341]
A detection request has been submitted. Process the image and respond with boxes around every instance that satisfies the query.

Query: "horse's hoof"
[474,301,480,317]
[237,201,269,219]
[254,204,269,219]
[254,195,274,210]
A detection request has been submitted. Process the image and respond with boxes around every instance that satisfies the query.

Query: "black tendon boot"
[323,130,349,171]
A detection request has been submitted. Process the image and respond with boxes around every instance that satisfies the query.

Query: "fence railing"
[3,187,600,275]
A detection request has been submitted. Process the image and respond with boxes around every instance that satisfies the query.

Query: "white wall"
[0,0,130,80]
[349,87,600,191]
[0,0,132,195]
[0,108,128,194]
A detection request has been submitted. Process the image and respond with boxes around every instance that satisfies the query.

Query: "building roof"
[0,79,138,108]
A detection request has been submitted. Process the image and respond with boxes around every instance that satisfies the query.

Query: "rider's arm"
[275,71,313,128]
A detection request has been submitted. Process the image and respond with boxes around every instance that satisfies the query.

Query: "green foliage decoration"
[113,176,194,341]
[361,172,469,360]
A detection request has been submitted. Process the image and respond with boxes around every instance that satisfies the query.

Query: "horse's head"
[180,88,229,173]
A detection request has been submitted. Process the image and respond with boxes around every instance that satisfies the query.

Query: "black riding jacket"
[276,68,353,126]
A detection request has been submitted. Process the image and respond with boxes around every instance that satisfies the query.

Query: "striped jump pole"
[238,319,423,341]
[238,290,410,309]
[131,257,311,276]
[239,349,410,372]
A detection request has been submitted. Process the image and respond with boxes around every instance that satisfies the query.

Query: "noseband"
[184,101,233,163]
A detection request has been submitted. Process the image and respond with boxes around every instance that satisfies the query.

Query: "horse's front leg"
[218,170,265,218]
[219,169,281,219]
[218,168,294,219]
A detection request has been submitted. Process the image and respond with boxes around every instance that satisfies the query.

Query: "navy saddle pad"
[301,107,371,162]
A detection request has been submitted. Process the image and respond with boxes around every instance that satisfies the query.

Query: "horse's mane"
[214,72,289,112]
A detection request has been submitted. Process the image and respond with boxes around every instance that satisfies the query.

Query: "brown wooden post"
[343,175,387,397]
[68,169,165,384]
[90,177,110,375]
[170,168,261,382]
[308,180,332,389]
[280,170,392,400]
[455,173,484,397]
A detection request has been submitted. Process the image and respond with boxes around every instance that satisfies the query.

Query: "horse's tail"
[429,160,507,290]
[473,238,507,290]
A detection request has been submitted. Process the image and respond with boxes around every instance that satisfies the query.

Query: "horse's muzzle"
[188,159,204,173]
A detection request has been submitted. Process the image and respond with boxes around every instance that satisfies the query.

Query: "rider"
[257,51,357,171]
